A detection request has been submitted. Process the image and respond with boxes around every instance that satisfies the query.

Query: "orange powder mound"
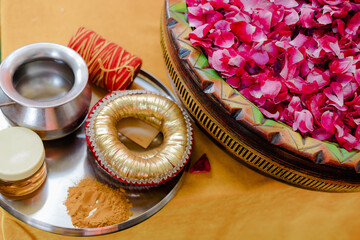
[65,177,132,228]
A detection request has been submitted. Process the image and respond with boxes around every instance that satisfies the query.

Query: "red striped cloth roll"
[68,27,142,91]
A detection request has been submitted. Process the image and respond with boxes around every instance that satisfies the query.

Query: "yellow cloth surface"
[1,0,360,239]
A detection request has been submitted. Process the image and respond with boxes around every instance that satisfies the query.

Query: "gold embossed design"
[86,90,193,185]
[0,162,47,199]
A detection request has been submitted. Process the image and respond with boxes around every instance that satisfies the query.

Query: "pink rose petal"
[273,0,298,8]
[214,20,231,31]
[189,154,211,173]
[305,93,327,121]
[280,56,289,79]
[306,68,330,89]
[289,33,308,48]
[329,57,353,74]
[260,107,280,120]
[188,2,214,17]
[336,132,360,152]
[293,110,314,134]
[345,11,360,36]
[188,14,206,28]
[190,38,212,48]
[312,128,332,141]
[299,4,317,28]
[321,111,337,134]
[252,9,272,32]
[288,47,304,65]
[261,79,281,98]
[230,21,256,43]
[249,84,263,99]
[212,31,235,48]
[252,51,269,66]
[355,69,360,85]
[284,8,299,26]
[226,76,241,88]
[317,13,332,25]
[189,23,212,39]
[324,82,344,107]
[321,0,344,5]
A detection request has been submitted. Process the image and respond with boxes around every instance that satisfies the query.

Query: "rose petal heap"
[187,0,360,151]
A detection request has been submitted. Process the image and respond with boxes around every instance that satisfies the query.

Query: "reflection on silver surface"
[0,43,92,140]
[0,70,184,236]
[13,58,75,101]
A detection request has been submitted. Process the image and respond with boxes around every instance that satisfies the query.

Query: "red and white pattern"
[68,27,142,92]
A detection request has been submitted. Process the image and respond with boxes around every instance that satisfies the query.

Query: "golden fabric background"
[1,0,360,239]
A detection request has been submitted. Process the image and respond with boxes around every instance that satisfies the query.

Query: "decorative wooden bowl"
[160,0,360,192]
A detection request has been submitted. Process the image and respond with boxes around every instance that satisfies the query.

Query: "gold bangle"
[85,90,193,185]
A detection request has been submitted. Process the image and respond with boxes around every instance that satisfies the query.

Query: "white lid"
[0,127,45,181]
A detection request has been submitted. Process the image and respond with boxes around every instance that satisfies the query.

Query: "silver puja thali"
[0,70,185,236]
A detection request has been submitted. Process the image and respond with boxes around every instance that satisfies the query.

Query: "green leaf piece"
[324,142,354,163]
[170,11,188,24]
[251,106,264,125]
[200,68,222,80]
[194,54,209,69]
[170,2,188,13]
[262,119,287,128]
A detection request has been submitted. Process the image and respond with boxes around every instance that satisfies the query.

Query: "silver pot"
[0,43,91,140]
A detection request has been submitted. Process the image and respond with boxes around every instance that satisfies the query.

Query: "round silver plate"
[0,70,185,236]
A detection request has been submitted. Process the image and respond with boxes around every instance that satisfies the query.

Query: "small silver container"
[0,43,91,140]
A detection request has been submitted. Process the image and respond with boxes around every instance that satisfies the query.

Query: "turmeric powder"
[65,177,132,228]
